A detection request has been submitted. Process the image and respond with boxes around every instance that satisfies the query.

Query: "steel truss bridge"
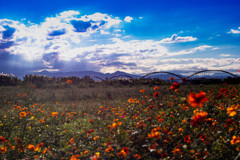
[89,70,239,82]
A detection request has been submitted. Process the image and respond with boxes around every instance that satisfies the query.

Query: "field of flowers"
[0,81,239,159]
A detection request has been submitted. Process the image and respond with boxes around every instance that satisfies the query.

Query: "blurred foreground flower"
[188,91,208,108]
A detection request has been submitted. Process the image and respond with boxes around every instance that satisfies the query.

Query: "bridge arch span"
[109,75,134,80]
[90,76,105,81]
[186,70,239,79]
[141,71,183,79]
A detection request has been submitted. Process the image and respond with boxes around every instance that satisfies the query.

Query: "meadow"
[0,80,239,159]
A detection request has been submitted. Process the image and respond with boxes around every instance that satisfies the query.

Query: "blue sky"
[0,0,240,76]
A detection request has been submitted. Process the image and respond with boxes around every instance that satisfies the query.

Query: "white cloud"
[212,47,219,50]
[79,13,122,29]
[124,16,133,23]
[228,27,240,34]
[170,45,212,56]
[100,30,110,35]
[159,34,197,43]
[220,54,231,57]
[59,10,80,19]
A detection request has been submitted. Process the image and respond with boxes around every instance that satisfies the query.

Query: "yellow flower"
[95,152,100,158]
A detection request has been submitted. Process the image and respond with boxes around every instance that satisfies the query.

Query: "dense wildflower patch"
[0,83,239,159]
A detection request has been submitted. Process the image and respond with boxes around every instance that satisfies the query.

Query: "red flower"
[169,77,175,81]
[88,129,94,133]
[0,136,6,143]
[169,82,180,90]
[122,147,129,154]
[153,92,159,98]
[220,88,227,94]
[188,91,208,108]
[184,135,191,143]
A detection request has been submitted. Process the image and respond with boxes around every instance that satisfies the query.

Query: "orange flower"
[182,119,188,123]
[1,146,7,153]
[191,111,208,127]
[136,121,146,129]
[227,105,239,117]
[140,89,145,93]
[188,91,208,108]
[19,111,27,117]
[172,147,180,154]
[69,138,75,144]
[230,135,240,145]
[34,155,39,160]
[178,128,183,132]
[94,136,99,140]
[154,86,159,90]
[27,144,36,151]
[105,146,114,152]
[148,129,161,139]
[70,154,80,160]
[117,147,129,158]
[51,112,58,117]
[134,154,141,159]
[66,79,72,84]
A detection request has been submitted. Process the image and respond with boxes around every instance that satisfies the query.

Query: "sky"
[0,0,240,76]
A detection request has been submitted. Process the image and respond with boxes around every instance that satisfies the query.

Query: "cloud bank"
[0,10,239,76]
